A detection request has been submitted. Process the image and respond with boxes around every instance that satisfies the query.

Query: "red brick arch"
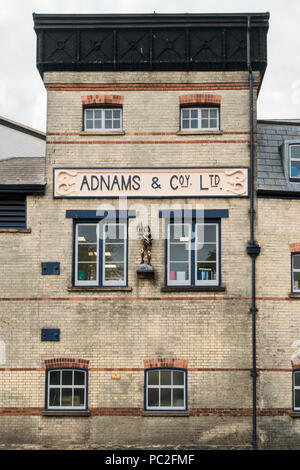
[290,243,300,253]
[81,94,124,106]
[179,93,221,106]
[143,358,188,369]
[45,358,89,369]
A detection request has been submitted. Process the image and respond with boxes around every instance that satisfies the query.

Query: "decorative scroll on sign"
[53,168,249,198]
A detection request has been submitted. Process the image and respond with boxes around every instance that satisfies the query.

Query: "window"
[75,221,127,287]
[293,370,300,411]
[290,145,300,180]
[180,107,219,131]
[145,369,187,411]
[292,253,300,293]
[0,195,26,229]
[166,221,220,287]
[46,369,87,410]
[84,108,122,131]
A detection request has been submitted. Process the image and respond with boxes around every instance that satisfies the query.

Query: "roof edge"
[0,116,46,141]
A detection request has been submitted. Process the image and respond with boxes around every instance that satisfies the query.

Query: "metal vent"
[0,195,26,229]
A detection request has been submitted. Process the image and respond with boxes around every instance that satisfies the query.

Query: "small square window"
[145,369,187,411]
[290,145,300,180]
[84,108,122,131]
[46,369,87,410]
[180,107,219,131]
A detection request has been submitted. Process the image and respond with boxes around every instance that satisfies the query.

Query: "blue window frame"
[145,368,187,411]
[293,369,300,411]
[73,220,128,287]
[291,252,300,293]
[165,219,221,287]
[289,144,300,180]
[45,368,88,411]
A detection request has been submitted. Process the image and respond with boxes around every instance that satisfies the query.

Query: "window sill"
[161,286,226,293]
[79,131,125,136]
[289,293,300,299]
[176,130,223,136]
[0,228,31,233]
[42,410,91,417]
[68,286,132,292]
[290,412,300,418]
[142,411,189,417]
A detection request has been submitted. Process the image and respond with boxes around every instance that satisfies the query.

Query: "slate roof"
[257,120,300,194]
[0,157,45,186]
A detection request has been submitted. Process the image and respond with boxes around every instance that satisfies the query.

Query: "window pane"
[62,370,73,385]
[182,110,189,119]
[173,388,184,407]
[105,243,125,262]
[202,109,209,118]
[113,120,121,129]
[294,255,300,270]
[191,120,198,129]
[191,109,198,118]
[78,244,97,262]
[77,263,97,281]
[210,119,217,128]
[161,389,172,407]
[202,119,209,128]
[104,263,124,281]
[197,262,217,281]
[197,245,216,262]
[293,271,300,291]
[94,119,102,129]
[210,109,217,118]
[49,388,60,407]
[173,370,184,385]
[148,388,159,407]
[160,370,171,385]
[105,110,112,119]
[74,371,85,386]
[169,225,189,242]
[291,160,300,178]
[170,262,189,281]
[148,370,159,385]
[105,120,112,129]
[105,224,125,242]
[204,225,216,243]
[291,146,300,158]
[295,389,300,408]
[85,110,93,119]
[85,120,93,129]
[74,389,85,407]
[182,120,189,129]
[62,389,72,407]
[78,226,97,243]
[295,372,300,387]
[169,243,189,262]
[113,109,121,118]
[94,110,101,119]
[49,370,60,385]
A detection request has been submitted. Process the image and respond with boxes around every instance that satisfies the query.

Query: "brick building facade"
[2,12,300,450]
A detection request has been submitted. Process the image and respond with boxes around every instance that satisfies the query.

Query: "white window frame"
[102,222,127,287]
[146,369,186,411]
[84,108,122,131]
[292,253,300,293]
[47,369,87,410]
[75,223,99,287]
[289,144,300,180]
[180,107,219,131]
[294,370,300,411]
[167,223,191,286]
[195,222,219,286]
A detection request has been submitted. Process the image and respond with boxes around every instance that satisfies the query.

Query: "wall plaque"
[53,167,249,198]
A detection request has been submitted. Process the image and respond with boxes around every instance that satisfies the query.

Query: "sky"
[0,0,299,132]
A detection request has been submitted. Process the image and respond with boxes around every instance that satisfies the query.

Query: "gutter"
[246,15,261,451]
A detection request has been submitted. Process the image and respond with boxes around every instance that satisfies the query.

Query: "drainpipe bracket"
[247,245,261,256]
[250,370,258,378]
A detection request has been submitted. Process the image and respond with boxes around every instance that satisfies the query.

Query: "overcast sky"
[1,0,299,132]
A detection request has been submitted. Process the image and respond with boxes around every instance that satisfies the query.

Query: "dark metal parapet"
[33,13,269,79]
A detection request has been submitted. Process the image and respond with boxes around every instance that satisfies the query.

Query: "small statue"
[140,225,153,266]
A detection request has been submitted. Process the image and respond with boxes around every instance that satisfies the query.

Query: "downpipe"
[246,15,261,451]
